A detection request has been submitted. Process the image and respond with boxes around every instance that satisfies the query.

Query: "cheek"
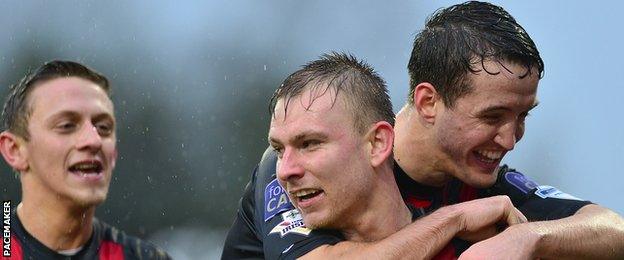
[516,123,525,142]
[103,140,117,159]
[437,121,495,155]
[27,139,65,166]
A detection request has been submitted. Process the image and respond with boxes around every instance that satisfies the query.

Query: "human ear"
[0,131,29,172]
[412,82,440,125]
[366,121,394,167]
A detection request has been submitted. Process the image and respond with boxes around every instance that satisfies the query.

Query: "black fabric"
[9,208,170,260]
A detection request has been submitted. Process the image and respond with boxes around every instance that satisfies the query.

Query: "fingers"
[457,225,499,242]
[455,195,526,233]
[506,206,528,226]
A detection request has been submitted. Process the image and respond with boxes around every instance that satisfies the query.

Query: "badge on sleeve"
[264,179,293,221]
[504,171,539,194]
[269,209,312,237]
[534,185,583,201]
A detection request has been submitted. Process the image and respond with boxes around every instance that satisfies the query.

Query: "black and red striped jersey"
[3,209,170,260]
[394,164,592,259]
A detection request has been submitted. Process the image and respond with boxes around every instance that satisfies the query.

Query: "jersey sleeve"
[225,147,345,260]
[487,165,592,221]
[221,165,264,259]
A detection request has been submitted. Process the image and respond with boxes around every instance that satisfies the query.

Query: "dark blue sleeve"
[487,165,592,221]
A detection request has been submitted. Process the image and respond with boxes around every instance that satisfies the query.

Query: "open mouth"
[472,150,504,170]
[69,160,103,177]
[291,188,324,207]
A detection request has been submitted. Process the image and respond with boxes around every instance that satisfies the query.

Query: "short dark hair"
[2,60,111,140]
[270,52,394,134]
[407,1,544,107]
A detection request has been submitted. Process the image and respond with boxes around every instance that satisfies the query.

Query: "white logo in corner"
[269,209,312,237]
[534,185,582,201]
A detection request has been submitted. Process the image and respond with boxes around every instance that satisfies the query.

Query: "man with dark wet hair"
[392,1,624,258]
[224,1,624,259]
[0,60,170,259]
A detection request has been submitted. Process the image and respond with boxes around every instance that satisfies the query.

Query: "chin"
[303,212,337,230]
[302,214,323,230]
[71,191,108,208]
[461,170,497,188]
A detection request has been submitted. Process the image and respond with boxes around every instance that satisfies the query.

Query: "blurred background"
[0,0,622,258]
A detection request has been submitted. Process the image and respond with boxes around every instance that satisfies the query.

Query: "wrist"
[431,205,464,235]
[513,222,546,257]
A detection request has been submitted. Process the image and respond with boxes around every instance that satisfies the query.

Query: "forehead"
[462,60,539,104]
[269,88,353,139]
[28,77,114,118]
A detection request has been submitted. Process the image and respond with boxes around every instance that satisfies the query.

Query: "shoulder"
[95,219,171,260]
[487,165,592,220]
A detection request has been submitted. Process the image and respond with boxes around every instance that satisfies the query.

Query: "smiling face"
[21,77,117,207]
[432,60,539,188]
[269,88,375,230]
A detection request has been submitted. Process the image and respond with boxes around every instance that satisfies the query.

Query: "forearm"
[530,204,624,259]
[300,207,462,259]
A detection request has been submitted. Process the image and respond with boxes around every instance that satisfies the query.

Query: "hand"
[458,224,539,260]
[450,195,527,242]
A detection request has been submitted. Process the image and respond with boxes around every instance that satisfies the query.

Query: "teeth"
[70,162,102,172]
[75,164,97,170]
[476,150,503,160]
[292,189,320,198]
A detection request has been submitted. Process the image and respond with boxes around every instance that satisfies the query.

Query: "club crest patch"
[269,209,312,237]
[534,185,582,201]
[264,179,293,221]
[504,171,539,194]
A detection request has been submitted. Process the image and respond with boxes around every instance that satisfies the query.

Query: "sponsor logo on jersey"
[504,171,538,194]
[534,185,583,201]
[265,179,293,221]
[269,209,311,237]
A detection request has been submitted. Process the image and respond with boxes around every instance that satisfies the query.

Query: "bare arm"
[533,204,624,259]
[300,195,526,259]
[460,204,624,260]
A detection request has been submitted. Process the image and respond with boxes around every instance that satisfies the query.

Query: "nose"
[494,122,518,151]
[276,148,305,183]
[77,123,103,152]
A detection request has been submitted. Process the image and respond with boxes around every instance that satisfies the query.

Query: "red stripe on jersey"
[98,240,124,260]
[405,196,432,208]
[2,234,23,260]
[433,243,457,260]
[458,184,478,202]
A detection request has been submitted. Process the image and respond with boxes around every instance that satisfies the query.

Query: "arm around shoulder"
[529,204,624,259]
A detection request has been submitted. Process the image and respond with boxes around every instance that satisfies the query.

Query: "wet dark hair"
[407,1,544,107]
[270,52,394,134]
[2,60,110,140]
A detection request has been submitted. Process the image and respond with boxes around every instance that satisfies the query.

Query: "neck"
[394,105,452,187]
[18,180,95,251]
[341,163,412,242]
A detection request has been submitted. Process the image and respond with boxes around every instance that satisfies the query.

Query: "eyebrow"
[479,101,539,114]
[269,130,328,146]
[45,110,115,125]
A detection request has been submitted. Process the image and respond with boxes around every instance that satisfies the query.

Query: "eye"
[95,122,114,136]
[302,139,321,150]
[480,114,503,125]
[272,146,284,159]
[55,121,77,133]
